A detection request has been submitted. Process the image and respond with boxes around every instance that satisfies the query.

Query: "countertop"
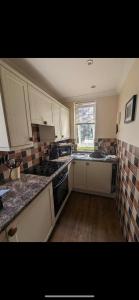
[71,153,118,163]
[0,154,117,233]
[0,156,72,234]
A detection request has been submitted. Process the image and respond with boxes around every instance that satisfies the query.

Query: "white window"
[75,102,96,151]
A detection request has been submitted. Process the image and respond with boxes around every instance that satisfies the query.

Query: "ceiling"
[5,58,136,102]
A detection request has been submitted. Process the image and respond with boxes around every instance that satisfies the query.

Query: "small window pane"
[75,102,96,151]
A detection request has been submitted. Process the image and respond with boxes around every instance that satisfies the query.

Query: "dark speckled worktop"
[0,156,72,234]
[0,154,117,234]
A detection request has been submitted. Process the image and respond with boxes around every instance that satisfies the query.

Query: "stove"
[24,160,65,177]
[24,160,69,217]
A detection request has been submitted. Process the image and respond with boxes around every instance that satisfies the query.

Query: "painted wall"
[66,95,118,140]
[117,58,139,147]
[116,58,139,242]
[95,95,118,138]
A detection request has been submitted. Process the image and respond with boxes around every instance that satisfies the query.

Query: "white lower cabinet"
[73,160,112,194]
[0,230,8,242]
[6,183,54,242]
[72,160,86,189]
[86,161,112,193]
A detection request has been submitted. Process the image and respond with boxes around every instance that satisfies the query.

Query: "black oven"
[52,166,69,216]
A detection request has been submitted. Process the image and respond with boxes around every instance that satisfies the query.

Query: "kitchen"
[0,58,138,242]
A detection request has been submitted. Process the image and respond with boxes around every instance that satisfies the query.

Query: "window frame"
[74,101,96,152]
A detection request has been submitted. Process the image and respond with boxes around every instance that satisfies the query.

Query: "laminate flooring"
[49,192,124,242]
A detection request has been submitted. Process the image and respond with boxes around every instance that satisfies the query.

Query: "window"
[75,102,96,151]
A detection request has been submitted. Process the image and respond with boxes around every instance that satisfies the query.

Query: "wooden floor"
[49,192,124,242]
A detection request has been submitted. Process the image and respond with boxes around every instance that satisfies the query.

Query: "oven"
[52,165,69,217]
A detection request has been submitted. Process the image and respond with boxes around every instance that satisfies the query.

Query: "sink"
[89,151,106,159]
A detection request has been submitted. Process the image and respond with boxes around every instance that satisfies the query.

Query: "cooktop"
[24,160,65,177]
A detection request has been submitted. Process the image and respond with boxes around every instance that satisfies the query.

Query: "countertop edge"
[0,158,73,234]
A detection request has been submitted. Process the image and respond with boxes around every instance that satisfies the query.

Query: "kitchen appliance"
[58,144,72,157]
[49,143,72,159]
[49,144,60,160]
[52,165,69,216]
[24,160,69,216]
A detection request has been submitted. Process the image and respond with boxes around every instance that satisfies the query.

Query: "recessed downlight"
[87,59,93,65]
[91,85,96,88]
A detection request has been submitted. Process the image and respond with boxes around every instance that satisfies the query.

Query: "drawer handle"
[86,162,90,166]
[55,135,58,138]
[62,135,64,138]
[29,137,33,142]
[43,121,47,125]
[7,227,17,237]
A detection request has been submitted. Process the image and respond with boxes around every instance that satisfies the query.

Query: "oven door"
[52,171,69,216]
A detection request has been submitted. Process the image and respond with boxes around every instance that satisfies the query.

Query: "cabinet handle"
[43,121,47,125]
[72,161,75,164]
[7,227,17,237]
[62,135,64,138]
[29,137,33,142]
[55,135,58,138]
[86,162,90,166]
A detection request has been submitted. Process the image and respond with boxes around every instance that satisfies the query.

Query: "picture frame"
[124,95,137,123]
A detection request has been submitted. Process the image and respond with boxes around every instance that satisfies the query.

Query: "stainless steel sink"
[89,151,106,159]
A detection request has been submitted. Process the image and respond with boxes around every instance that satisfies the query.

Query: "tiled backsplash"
[0,126,76,182]
[0,125,49,181]
[116,140,139,242]
[95,138,117,154]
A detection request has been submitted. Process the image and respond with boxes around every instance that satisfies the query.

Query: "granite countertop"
[71,153,118,163]
[0,154,117,234]
[0,156,72,233]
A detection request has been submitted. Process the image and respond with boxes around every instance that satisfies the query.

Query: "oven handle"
[53,172,68,190]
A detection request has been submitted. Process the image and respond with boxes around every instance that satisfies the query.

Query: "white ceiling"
[5,58,136,102]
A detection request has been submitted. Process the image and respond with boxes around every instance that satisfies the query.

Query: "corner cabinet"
[28,85,53,126]
[86,161,112,193]
[6,183,54,242]
[0,66,33,151]
[73,160,112,194]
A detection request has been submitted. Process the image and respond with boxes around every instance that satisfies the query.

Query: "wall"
[66,95,118,140]
[117,58,139,146]
[95,95,118,138]
[116,58,139,242]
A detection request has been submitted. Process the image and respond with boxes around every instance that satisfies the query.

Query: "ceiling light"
[91,85,96,88]
[87,59,93,65]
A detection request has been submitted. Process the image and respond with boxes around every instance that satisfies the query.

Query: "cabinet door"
[6,184,54,242]
[86,162,112,193]
[1,67,32,147]
[52,102,61,141]
[73,160,86,189]
[60,107,70,139]
[28,85,53,126]
[0,230,8,242]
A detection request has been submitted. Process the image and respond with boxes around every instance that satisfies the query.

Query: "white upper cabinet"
[0,66,33,151]
[0,61,70,149]
[28,85,53,126]
[60,106,70,139]
[52,101,61,141]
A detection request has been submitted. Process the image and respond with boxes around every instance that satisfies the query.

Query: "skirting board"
[72,188,116,199]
